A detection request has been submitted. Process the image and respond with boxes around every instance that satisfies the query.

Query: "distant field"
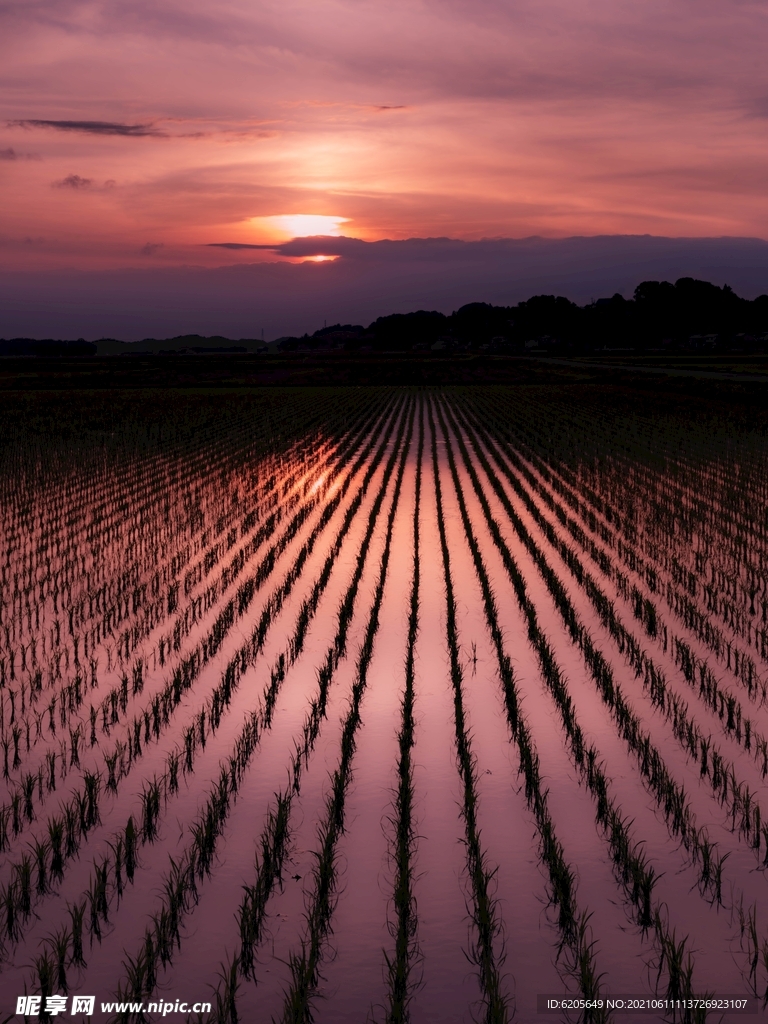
[1,386,768,1023]
[557,353,768,379]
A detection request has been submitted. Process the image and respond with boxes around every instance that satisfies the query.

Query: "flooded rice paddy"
[1,386,768,1023]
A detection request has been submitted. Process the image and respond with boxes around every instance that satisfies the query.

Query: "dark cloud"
[140,242,164,255]
[207,242,280,250]
[53,174,93,189]
[0,146,40,160]
[11,119,165,137]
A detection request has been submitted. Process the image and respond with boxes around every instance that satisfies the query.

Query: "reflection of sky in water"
[1,393,764,1022]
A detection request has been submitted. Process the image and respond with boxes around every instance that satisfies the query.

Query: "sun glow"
[260,214,350,239]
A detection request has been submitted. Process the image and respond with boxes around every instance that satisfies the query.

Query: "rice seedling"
[43,924,70,993]
[273,402,413,1024]
[428,398,509,1024]
[382,401,424,1024]
[3,387,767,1020]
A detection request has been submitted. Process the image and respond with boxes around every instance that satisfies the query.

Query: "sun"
[264,214,350,238]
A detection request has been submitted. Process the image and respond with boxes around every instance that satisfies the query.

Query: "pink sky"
[2,0,768,271]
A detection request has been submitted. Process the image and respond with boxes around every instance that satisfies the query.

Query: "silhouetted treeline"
[0,338,97,357]
[280,277,768,353]
[3,277,767,357]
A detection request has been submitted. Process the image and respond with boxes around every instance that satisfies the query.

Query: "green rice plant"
[448,398,735,898]
[209,954,240,1024]
[108,834,125,903]
[105,751,119,793]
[276,401,413,1024]
[238,794,291,980]
[654,924,699,1010]
[43,924,71,993]
[47,816,64,882]
[21,773,35,821]
[32,949,54,1009]
[428,397,508,1023]
[81,770,101,831]
[119,944,151,1008]
[124,816,137,882]
[86,860,109,943]
[15,853,32,918]
[436,396,709,1013]
[0,806,9,853]
[558,911,607,1020]
[140,778,162,843]
[30,837,49,896]
[1,881,20,943]
[383,400,424,1024]
[11,792,21,836]
[167,749,180,794]
[68,406,405,988]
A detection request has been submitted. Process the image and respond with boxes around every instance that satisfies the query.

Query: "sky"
[2,0,768,334]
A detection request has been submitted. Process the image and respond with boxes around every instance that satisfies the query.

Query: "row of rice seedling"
[381,399,423,1024]
[17,410,372,759]
[6,385,768,1022]
[35,398,408,990]
[498,392,768,666]
[0,399,378,761]
[0,397,398,862]
[457,398,768,874]
[437,398,715,1019]
[450,402,739,897]
[230,401,414,1024]
[489,406,768,704]
[3,399,407,970]
[483,422,768,794]
[0,388,383,742]
[455,390,768,999]
[426,397,509,1024]
[433,401,614,1005]
[0,436,310,782]
[206,424,409,1006]
[198,402,417,1020]
[453,396,768,1001]
[0,389,364,597]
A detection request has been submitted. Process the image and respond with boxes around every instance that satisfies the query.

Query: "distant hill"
[95,335,266,356]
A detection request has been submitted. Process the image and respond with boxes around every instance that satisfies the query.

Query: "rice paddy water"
[1,386,766,1023]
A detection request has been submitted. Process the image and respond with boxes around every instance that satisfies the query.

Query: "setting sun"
[261,215,350,239]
